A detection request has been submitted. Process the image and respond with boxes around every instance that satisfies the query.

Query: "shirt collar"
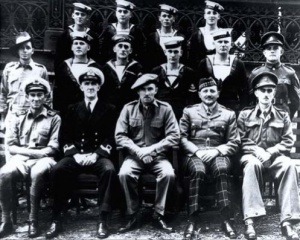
[265,61,281,69]
[27,106,48,119]
[255,104,275,118]
[138,99,158,111]
[85,98,98,108]
[16,59,34,69]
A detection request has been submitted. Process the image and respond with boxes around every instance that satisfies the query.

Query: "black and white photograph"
[0,0,300,239]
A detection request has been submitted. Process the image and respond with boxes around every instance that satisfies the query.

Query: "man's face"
[72,10,89,26]
[214,37,231,55]
[137,83,158,105]
[113,42,132,59]
[198,85,219,106]
[204,9,220,25]
[263,44,283,63]
[26,91,46,110]
[72,40,90,56]
[164,47,182,64]
[254,86,276,106]
[159,12,175,27]
[116,7,131,24]
[18,41,34,61]
[80,80,100,98]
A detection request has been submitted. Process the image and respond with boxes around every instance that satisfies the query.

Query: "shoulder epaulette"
[156,99,170,107]
[34,62,46,68]
[219,104,234,112]
[282,64,295,72]
[5,62,18,68]
[47,110,57,116]
[126,100,138,106]
[16,110,27,116]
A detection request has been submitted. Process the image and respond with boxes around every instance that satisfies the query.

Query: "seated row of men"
[0,69,299,240]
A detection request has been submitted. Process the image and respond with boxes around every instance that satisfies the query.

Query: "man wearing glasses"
[238,72,300,240]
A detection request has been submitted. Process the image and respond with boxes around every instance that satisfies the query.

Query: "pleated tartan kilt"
[184,155,232,215]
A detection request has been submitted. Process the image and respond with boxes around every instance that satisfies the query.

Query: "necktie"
[207,108,212,116]
[87,102,92,114]
[263,111,268,118]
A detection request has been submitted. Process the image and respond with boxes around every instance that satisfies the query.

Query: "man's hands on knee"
[141,155,153,164]
[74,153,98,166]
[253,147,271,167]
[136,146,155,159]
[196,149,219,163]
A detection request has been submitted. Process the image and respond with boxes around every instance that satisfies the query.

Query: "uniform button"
[95,145,97,147]
[255,212,258,215]
[245,214,248,217]
[95,132,98,135]
[82,139,84,142]
[82,133,85,136]
[95,139,98,142]
[208,128,210,131]
[272,68,275,70]
[81,149,84,153]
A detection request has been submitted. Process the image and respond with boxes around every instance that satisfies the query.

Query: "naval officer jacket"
[180,102,240,157]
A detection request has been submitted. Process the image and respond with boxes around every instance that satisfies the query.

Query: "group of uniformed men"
[0,0,300,240]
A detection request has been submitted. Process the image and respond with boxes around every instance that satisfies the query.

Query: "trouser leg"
[151,159,175,216]
[0,163,21,223]
[269,156,300,223]
[51,157,80,220]
[185,156,206,217]
[240,154,266,221]
[29,158,56,221]
[118,157,143,215]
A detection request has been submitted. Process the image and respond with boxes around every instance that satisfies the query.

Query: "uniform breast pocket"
[190,120,202,137]
[129,118,143,139]
[267,121,284,143]
[150,120,164,139]
[245,121,260,140]
[212,120,226,137]
[7,77,20,93]
[37,128,50,146]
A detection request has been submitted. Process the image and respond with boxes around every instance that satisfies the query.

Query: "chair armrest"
[171,146,180,173]
[116,146,125,168]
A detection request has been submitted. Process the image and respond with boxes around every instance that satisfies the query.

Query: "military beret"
[131,74,158,90]
[212,28,232,41]
[252,72,278,89]
[198,77,219,91]
[79,68,105,86]
[261,31,284,48]
[70,32,93,44]
[10,32,32,54]
[73,3,92,14]
[23,77,51,94]
[205,1,224,13]
[159,4,178,15]
[112,34,133,45]
[163,36,184,49]
[115,0,136,10]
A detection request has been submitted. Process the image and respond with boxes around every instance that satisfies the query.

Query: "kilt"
[185,155,231,215]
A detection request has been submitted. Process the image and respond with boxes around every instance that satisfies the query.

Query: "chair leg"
[12,181,17,224]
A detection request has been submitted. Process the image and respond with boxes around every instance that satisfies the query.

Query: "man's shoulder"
[280,63,296,74]
[15,109,28,117]
[32,61,47,69]
[4,61,18,69]
[155,99,172,109]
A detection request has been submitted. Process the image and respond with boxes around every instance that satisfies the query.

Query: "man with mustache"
[249,32,300,119]
[115,73,179,233]
[179,77,239,239]
[238,72,300,240]
[46,68,118,239]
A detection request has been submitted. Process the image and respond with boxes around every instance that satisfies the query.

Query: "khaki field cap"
[131,74,158,90]
[252,72,278,89]
[73,3,92,14]
[79,68,105,86]
[23,77,51,94]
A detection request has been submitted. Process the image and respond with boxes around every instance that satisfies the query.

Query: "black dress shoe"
[245,223,256,240]
[184,221,196,239]
[153,215,174,233]
[222,220,236,239]
[45,221,63,239]
[281,224,299,240]
[0,222,13,238]
[118,217,137,234]
[97,222,109,239]
[28,221,39,238]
